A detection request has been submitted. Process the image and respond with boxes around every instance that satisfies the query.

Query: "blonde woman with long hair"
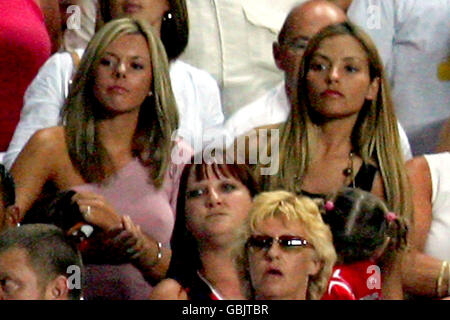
[251,22,412,299]
[10,18,190,300]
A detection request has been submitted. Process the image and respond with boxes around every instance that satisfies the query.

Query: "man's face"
[274,4,347,95]
[0,248,46,300]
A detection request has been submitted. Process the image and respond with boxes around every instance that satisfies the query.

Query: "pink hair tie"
[386,212,397,222]
[324,201,335,211]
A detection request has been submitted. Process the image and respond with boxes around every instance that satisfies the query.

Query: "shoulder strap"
[353,163,378,192]
[68,50,80,83]
[69,50,80,68]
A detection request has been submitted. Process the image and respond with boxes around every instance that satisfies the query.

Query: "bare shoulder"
[149,278,188,300]
[28,126,66,154]
[405,156,429,176]
[406,156,432,198]
[12,126,69,174]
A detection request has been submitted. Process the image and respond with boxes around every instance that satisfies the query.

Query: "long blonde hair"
[61,18,178,188]
[260,22,412,222]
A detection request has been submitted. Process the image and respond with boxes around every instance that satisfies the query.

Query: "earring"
[163,12,173,22]
[148,91,153,97]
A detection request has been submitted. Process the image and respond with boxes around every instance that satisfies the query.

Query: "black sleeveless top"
[300,163,378,199]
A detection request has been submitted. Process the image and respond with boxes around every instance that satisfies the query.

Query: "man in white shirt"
[348,0,450,156]
[180,0,303,117]
[225,0,413,160]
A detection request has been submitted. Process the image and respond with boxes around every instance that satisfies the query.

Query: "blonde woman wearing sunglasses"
[241,190,336,300]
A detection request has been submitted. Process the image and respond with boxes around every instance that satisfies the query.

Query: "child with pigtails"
[321,188,408,300]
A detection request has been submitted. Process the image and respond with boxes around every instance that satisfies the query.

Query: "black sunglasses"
[247,235,312,251]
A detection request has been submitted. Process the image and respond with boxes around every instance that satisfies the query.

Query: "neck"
[314,115,357,157]
[199,248,249,300]
[97,109,140,156]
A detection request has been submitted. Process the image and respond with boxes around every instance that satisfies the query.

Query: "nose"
[327,65,340,83]
[114,62,126,78]
[206,187,223,208]
[265,240,282,260]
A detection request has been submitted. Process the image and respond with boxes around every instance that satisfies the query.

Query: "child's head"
[322,188,408,264]
[0,164,19,232]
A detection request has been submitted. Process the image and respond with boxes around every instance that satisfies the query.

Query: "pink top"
[0,0,51,151]
[72,142,191,300]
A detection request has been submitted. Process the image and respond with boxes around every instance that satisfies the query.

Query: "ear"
[365,76,380,101]
[273,41,284,71]
[45,275,70,300]
[5,205,20,227]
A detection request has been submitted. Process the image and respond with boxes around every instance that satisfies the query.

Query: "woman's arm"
[10,127,63,218]
[402,156,449,297]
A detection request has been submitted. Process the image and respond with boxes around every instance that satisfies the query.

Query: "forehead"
[254,216,308,237]
[314,35,368,61]
[284,7,345,40]
[0,248,35,278]
[104,33,150,58]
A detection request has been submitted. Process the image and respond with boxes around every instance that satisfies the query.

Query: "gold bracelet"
[447,261,450,297]
[437,261,448,297]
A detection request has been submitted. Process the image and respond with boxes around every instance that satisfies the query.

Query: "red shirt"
[322,260,382,300]
[0,0,51,151]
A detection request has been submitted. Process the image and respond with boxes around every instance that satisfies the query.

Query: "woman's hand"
[112,215,162,267]
[72,191,123,231]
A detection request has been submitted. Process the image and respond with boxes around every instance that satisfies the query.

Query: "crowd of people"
[0,0,448,300]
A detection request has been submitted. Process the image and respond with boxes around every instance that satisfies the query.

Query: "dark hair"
[0,224,84,300]
[0,164,15,207]
[21,190,97,241]
[167,155,260,290]
[322,188,408,265]
[97,0,189,60]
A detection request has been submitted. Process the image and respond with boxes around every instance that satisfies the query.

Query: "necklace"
[343,151,356,188]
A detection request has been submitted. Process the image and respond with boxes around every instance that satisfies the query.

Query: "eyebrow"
[311,53,366,63]
[103,52,145,60]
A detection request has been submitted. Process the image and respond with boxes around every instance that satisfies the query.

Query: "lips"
[206,211,227,219]
[321,89,343,98]
[107,85,128,94]
[265,267,283,277]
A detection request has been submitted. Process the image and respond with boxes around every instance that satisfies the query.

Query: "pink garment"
[72,147,189,299]
[0,0,51,151]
